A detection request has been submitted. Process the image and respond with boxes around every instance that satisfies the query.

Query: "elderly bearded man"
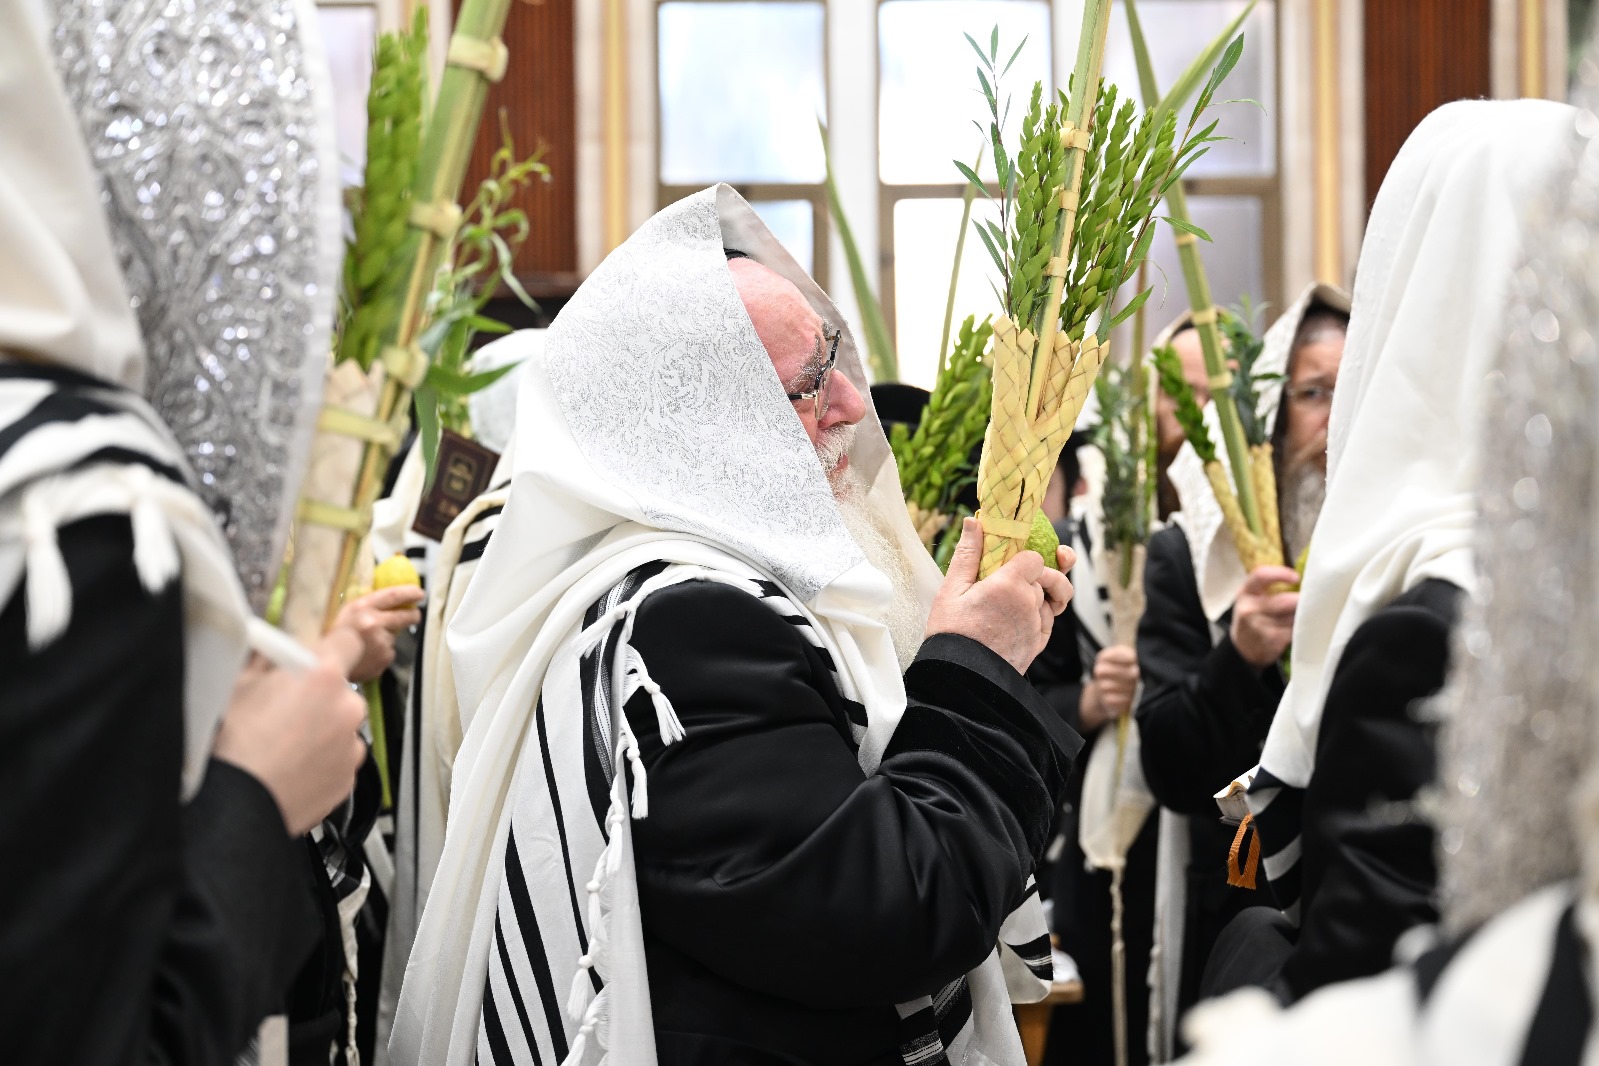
[392,186,1086,1066]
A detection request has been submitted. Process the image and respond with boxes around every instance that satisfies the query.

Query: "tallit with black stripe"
[473,554,1051,1066]
[0,361,251,798]
[1176,884,1597,1066]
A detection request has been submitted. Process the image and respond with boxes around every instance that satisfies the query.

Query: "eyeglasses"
[786,329,842,422]
[1283,382,1335,407]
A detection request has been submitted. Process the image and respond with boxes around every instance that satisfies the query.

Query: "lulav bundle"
[968,3,1189,578]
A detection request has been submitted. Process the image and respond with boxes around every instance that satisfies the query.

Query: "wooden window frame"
[875,0,1284,351]
[653,0,832,288]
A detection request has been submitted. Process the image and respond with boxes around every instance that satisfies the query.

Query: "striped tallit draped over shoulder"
[390,185,1055,1066]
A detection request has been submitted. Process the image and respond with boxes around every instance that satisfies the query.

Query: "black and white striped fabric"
[1245,766,1305,921]
[475,561,1049,1066]
[0,360,249,798]
[1178,884,1597,1066]
[378,478,510,1059]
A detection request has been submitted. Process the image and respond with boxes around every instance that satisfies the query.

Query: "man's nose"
[823,374,865,429]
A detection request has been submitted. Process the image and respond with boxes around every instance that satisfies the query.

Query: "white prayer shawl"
[0,0,258,798]
[1175,885,1594,1066]
[391,185,1049,1066]
[1248,101,1577,904]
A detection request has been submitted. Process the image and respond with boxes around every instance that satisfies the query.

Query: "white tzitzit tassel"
[623,644,685,745]
[125,466,181,595]
[21,488,72,651]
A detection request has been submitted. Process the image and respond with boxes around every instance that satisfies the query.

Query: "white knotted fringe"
[623,645,685,746]
[16,465,205,651]
[21,488,71,651]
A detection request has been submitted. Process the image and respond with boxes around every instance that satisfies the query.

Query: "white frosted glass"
[891,197,1006,390]
[317,7,377,186]
[1102,1,1277,177]
[658,2,826,184]
[1106,195,1266,359]
[878,1,1051,185]
[750,200,815,274]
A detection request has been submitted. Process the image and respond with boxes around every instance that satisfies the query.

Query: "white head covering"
[0,0,340,796]
[395,186,1052,1066]
[0,0,144,383]
[1256,99,1577,796]
[1170,94,1599,1066]
[447,183,942,758]
[1165,282,1351,621]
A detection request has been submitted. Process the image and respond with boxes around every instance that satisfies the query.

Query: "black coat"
[1133,524,1286,1012]
[1203,578,1461,1003]
[0,514,320,1065]
[623,579,1083,1066]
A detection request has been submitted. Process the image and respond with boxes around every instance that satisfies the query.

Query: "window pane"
[317,6,378,186]
[879,1,1051,185]
[1106,195,1266,358]
[891,197,1006,390]
[1102,2,1277,177]
[658,2,826,184]
[751,200,815,275]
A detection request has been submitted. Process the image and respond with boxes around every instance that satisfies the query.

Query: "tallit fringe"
[19,466,202,651]
[623,645,685,746]
[22,490,72,651]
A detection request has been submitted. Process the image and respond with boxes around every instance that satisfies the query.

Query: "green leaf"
[414,383,441,487]
[952,159,985,192]
[425,360,521,396]
[975,65,994,104]
[990,24,999,63]
[1002,35,1028,77]
[1145,0,1257,120]
[1163,215,1213,242]
[1166,147,1212,186]
[1106,285,1153,330]
[464,314,513,335]
[965,32,989,68]
[1212,33,1246,87]
[974,219,1007,277]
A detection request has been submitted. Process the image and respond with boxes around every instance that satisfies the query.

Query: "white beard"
[1281,461,1328,564]
[832,468,926,672]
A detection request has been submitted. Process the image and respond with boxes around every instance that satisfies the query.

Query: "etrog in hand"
[373,553,421,590]
[1024,510,1061,570]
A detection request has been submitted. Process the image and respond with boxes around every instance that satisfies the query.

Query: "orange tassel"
[1227,813,1261,889]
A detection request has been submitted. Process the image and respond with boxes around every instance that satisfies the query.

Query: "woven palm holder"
[1251,443,1283,566]
[1204,460,1268,572]
[976,316,1106,578]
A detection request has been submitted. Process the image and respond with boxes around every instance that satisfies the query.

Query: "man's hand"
[1081,645,1140,731]
[329,586,425,683]
[925,517,1075,674]
[213,629,369,835]
[1230,565,1301,669]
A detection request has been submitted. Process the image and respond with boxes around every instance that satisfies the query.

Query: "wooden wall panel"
[455,0,579,294]
[1363,0,1493,213]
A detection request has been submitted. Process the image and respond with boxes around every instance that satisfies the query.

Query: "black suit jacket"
[623,579,1082,1066]
[1279,577,1461,999]
[0,515,320,1065]
[1131,524,1286,1012]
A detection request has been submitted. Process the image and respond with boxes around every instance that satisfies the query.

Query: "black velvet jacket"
[1133,524,1287,1010]
[622,579,1083,1066]
[0,515,321,1065]
[1279,577,1461,999]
